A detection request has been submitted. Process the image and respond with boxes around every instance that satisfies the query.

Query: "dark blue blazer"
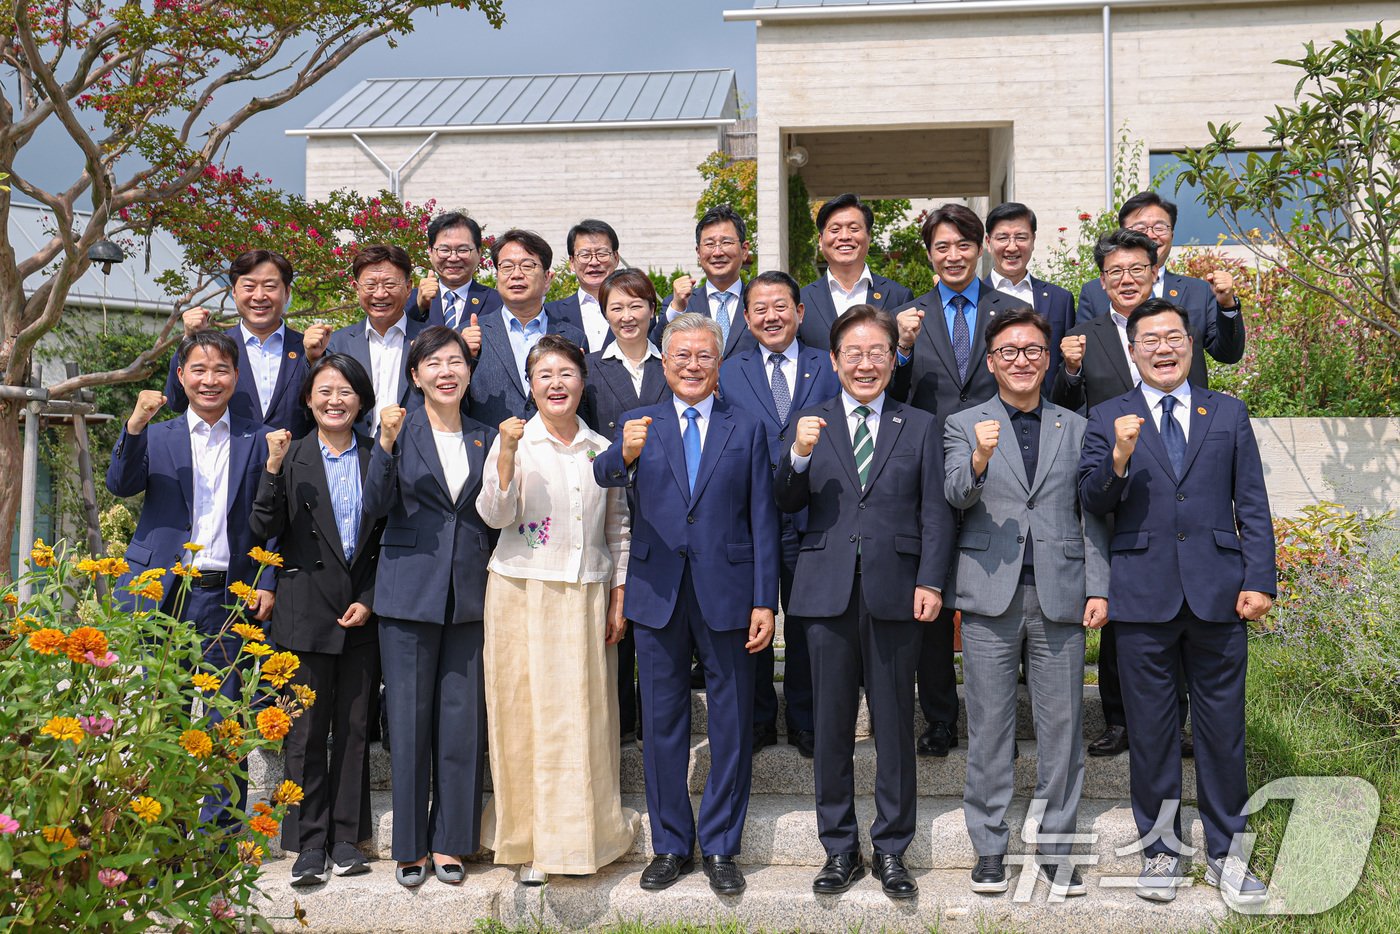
[652,281,751,359]
[106,414,273,618]
[797,273,914,351]
[1027,274,1076,389]
[580,350,670,441]
[773,395,955,621]
[593,399,780,630]
[362,407,498,624]
[718,343,841,472]
[1076,272,1245,364]
[466,308,587,428]
[543,293,613,353]
[1078,385,1276,623]
[407,281,503,327]
[324,315,428,430]
[164,326,311,437]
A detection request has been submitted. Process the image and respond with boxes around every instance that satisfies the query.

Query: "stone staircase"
[247,678,1228,932]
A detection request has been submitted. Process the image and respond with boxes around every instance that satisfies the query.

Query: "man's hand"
[127,390,166,435]
[670,273,696,313]
[337,602,371,628]
[605,586,627,645]
[913,585,943,622]
[746,607,775,653]
[181,307,212,337]
[621,416,652,465]
[462,313,482,357]
[1203,270,1237,308]
[1061,334,1086,375]
[265,429,292,473]
[971,419,1000,475]
[303,323,332,362]
[252,589,276,622]
[1083,597,1109,629]
[896,307,924,354]
[793,416,826,458]
[378,405,406,452]
[1112,415,1145,476]
[416,271,439,310]
[1236,591,1273,622]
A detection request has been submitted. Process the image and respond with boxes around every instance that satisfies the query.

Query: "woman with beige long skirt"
[477,333,640,885]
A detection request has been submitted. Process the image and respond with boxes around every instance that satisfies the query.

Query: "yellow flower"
[231,622,265,642]
[130,796,162,823]
[291,683,317,709]
[179,729,213,758]
[10,615,37,636]
[183,542,204,554]
[237,840,266,866]
[136,581,164,602]
[64,626,108,664]
[260,651,300,689]
[228,580,258,609]
[28,628,68,656]
[256,707,291,741]
[248,547,284,568]
[214,718,244,746]
[41,716,85,745]
[30,539,55,569]
[133,568,164,586]
[248,813,280,837]
[2,592,17,606]
[272,780,305,806]
[97,557,130,577]
[243,642,273,658]
[171,562,201,579]
[42,825,77,849]
[191,672,221,693]
[77,558,102,578]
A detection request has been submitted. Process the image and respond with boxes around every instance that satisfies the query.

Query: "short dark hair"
[566,219,619,255]
[351,243,413,281]
[525,333,587,383]
[695,204,747,246]
[177,328,240,367]
[427,211,483,250]
[830,304,898,353]
[493,228,553,270]
[598,268,658,313]
[985,202,1038,236]
[229,250,293,288]
[1126,298,1190,342]
[985,307,1051,348]
[742,270,801,308]
[302,352,376,422]
[1093,228,1159,272]
[1117,191,1179,227]
[815,193,873,233]
[921,203,984,250]
[407,325,472,386]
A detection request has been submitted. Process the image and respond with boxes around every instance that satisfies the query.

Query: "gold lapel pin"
[288,351,298,359]
[471,297,481,305]
[1197,406,1207,415]
[873,291,882,300]
[1169,289,1179,297]
[1055,422,1062,428]
[473,439,483,447]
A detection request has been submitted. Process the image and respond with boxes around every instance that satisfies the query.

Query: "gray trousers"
[961,583,1085,857]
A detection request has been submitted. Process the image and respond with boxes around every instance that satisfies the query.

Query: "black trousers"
[1099,621,1190,730]
[278,638,381,853]
[915,605,959,728]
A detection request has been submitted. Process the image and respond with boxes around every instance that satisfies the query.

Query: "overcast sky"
[15,0,756,200]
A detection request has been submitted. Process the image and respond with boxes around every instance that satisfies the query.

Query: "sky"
[14,0,756,200]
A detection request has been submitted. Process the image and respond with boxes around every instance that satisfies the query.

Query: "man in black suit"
[983,202,1076,385]
[545,218,621,352]
[408,211,503,331]
[654,204,753,360]
[798,193,914,350]
[888,203,1032,758]
[775,304,955,899]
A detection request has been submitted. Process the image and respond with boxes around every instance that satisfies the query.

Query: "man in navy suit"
[467,229,587,427]
[594,313,779,897]
[544,218,621,352]
[984,202,1075,385]
[798,193,914,351]
[163,250,311,437]
[775,305,955,899]
[888,203,1033,759]
[653,204,754,360]
[1079,299,1274,905]
[407,211,503,330]
[718,271,841,760]
[109,329,276,827]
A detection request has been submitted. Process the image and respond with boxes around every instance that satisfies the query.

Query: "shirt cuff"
[789,445,812,473]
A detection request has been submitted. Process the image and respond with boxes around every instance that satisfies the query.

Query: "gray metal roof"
[297,69,739,135]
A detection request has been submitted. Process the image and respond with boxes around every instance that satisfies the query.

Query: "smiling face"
[494,239,552,312]
[987,216,1036,283]
[569,232,619,295]
[529,350,584,423]
[832,320,894,405]
[1128,309,1193,393]
[308,365,361,435]
[1100,246,1155,316]
[819,206,871,272]
[411,342,471,407]
[428,222,481,290]
[743,281,803,354]
[985,322,1050,399]
[1122,203,1175,265]
[695,219,750,289]
[604,286,652,345]
[232,261,289,338]
[663,327,722,405]
[354,260,409,334]
[178,345,237,421]
[927,221,982,292]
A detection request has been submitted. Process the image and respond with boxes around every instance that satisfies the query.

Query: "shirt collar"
[841,390,883,419]
[1110,309,1130,329]
[1001,397,1043,421]
[505,307,548,333]
[524,413,606,451]
[1139,380,1192,413]
[761,340,799,365]
[707,280,742,302]
[368,314,407,340]
[673,394,716,422]
[577,288,600,309]
[602,340,661,363]
[826,266,873,293]
[240,321,286,348]
[319,433,358,460]
[186,407,231,436]
[938,278,982,308]
[990,269,1030,292]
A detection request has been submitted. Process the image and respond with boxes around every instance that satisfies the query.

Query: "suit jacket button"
[315,560,325,569]
[779,431,786,442]
[687,515,695,524]
[849,534,858,543]
[1027,500,1036,509]
[608,421,616,429]
[1017,535,1025,544]
[1177,532,1186,541]
[677,549,686,557]
[1177,493,1186,501]
[858,503,866,509]
[960,393,968,402]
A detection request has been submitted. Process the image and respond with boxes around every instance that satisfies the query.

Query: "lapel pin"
[473,439,483,447]
[471,297,481,305]
[288,351,298,359]
[1055,422,1062,428]
[1169,289,1179,297]
[1197,406,1207,415]
[803,372,811,378]
[893,416,903,424]
[873,291,882,300]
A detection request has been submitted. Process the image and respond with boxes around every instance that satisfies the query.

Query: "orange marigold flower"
[77,558,103,578]
[183,542,204,554]
[214,718,244,745]
[260,651,300,689]
[272,780,305,806]
[179,729,213,758]
[247,547,284,568]
[28,628,68,656]
[228,580,257,609]
[132,568,164,586]
[42,825,77,849]
[97,557,130,577]
[171,562,201,579]
[237,840,266,866]
[256,707,291,741]
[64,627,108,664]
[191,672,221,693]
[30,539,55,569]
[249,814,280,837]
[41,716,85,745]
[136,581,164,602]
[2,592,17,606]
[10,615,37,636]
[243,642,273,658]
[291,683,317,709]
[131,796,162,823]
[231,622,265,642]
[252,801,273,816]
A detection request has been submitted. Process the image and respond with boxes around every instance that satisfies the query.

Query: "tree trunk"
[0,399,23,586]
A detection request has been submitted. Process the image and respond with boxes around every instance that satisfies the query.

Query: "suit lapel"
[652,405,692,501]
[819,397,860,490]
[233,337,259,415]
[1178,391,1217,480]
[600,357,642,411]
[1089,315,1135,394]
[805,281,838,336]
[870,275,897,309]
[861,402,906,497]
[480,311,528,403]
[295,436,349,569]
[262,329,303,418]
[226,419,257,510]
[399,317,425,405]
[1028,406,1066,497]
[985,400,1029,493]
[639,357,668,405]
[917,292,962,388]
[739,350,781,428]
[690,404,734,504]
[352,434,377,558]
[169,417,193,516]
[1129,387,1174,477]
[970,282,998,373]
[406,413,453,502]
[791,345,827,413]
[457,422,488,507]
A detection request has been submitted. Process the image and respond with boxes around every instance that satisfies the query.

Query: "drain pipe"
[1102,4,1114,209]
[351,132,439,198]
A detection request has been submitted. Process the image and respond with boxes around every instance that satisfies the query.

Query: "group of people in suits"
[105,185,1277,907]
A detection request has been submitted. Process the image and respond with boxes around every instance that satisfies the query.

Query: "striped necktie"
[852,405,874,488]
[443,291,459,331]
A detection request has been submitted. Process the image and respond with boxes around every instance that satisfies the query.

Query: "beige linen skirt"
[482,572,640,873]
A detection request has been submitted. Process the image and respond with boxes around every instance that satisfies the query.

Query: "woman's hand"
[605,586,627,645]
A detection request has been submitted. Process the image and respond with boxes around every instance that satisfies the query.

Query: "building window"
[1150,149,1318,246]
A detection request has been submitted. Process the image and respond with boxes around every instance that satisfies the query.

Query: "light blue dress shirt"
[319,434,362,562]
[241,323,285,418]
[938,279,982,342]
[505,308,549,389]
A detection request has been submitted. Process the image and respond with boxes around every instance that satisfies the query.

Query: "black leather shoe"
[916,721,956,757]
[1180,727,1195,758]
[702,855,746,895]
[812,852,865,894]
[753,723,778,753]
[639,853,695,890]
[872,852,917,899]
[1087,724,1129,757]
[790,729,816,759]
[970,853,1008,894]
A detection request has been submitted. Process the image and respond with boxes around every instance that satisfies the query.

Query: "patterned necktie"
[443,291,459,331]
[951,294,972,383]
[1160,395,1186,477]
[769,353,791,423]
[714,292,732,348]
[852,405,874,488]
[683,407,702,493]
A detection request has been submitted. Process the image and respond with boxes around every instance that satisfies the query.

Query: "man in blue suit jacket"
[798,193,914,351]
[594,313,779,897]
[543,218,621,352]
[652,204,754,360]
[718,271,842,759]
[984,202,1076,386]
[406,211,502,329]
[163,250,311,437]
[1078,299,1275,905]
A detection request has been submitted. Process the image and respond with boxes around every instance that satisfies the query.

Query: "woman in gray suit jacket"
[363,326,499,888]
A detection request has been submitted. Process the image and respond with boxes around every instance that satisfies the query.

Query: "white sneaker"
[1205,855,1268,905]
[1137,853,1183,902]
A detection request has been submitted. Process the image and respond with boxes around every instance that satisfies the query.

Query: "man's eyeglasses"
[988,345,1048,363]
[432,246,478,258]
[496,261,541,276]
[1128,222,1173,235]
[990,234,1032,246]
[572,249,615,262]
[668,351,718,368]
[699,238,740,252]
[1103,264,1154,283]
[1131,332,1189,351]
[837,349,891,365]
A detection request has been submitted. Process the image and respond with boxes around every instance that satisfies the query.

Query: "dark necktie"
[683,407,702,493]
[769,353,791,423]
[1160,395,1186,477]
[852,405,874,488]
[951,294,971,383]
[443,291,459,331]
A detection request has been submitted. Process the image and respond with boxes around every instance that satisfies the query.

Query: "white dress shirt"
[240,322,285,417]
[366,315,407,432]
[187,409,231,571]
[765,340,799,407]
[1139,381,1192,443]
[432,428,472,502]
[1109,310,1143,386]
[673,394,714,447]
[827,266,874,315]
[477,416,629,587]
[576,289,610,352]
[601,340,661,395]
[990,269,1036,309]
[789,390,883,472]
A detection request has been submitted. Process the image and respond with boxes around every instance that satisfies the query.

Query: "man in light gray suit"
[943,307,1110,898]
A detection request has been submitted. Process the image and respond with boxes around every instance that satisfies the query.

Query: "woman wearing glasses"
[477,333,639,886]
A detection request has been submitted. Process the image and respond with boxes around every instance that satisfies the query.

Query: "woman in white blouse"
[477,333,640,886]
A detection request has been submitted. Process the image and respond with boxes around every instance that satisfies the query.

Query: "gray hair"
[661,311,723,356]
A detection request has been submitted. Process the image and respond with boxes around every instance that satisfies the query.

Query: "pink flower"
[86,651,118,668]
[98,868,128,888]
[209,896,235,920]
[0,814,18,834]
[80,715,115,736]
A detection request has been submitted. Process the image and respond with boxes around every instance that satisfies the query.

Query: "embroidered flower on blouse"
[517,517,552,549]
[586,449,598,461]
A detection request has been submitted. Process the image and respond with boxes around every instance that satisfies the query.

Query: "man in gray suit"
[943,307,1110,898]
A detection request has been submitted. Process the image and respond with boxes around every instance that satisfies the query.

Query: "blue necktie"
[714,293,732,348]
[951,294,972,382]
[443,291,459,331]
[769,353,791,423]
[683,407,702,493]
[1160,395,1186,477]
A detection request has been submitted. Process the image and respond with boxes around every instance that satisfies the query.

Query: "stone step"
[251,858,1228,933]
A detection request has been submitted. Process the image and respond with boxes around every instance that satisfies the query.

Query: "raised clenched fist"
[462,314,482,357]
[971,419,1000,475]
[670,274,696,313]
[303,323,332,361]
[416,271,439,310]
[792,416,826,458]
[181,307,213,337]
[621,416,652,465]
[1112,414,1146,475]
[265,429,293,472]
[498,416,526,452]
[378,405,407,452]
[1061,334,1086,373]
[127,390,167,434]
[896,306,924,352]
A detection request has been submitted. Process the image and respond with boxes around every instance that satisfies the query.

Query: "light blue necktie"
[683,407,702,493]
[714,292,732,348]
